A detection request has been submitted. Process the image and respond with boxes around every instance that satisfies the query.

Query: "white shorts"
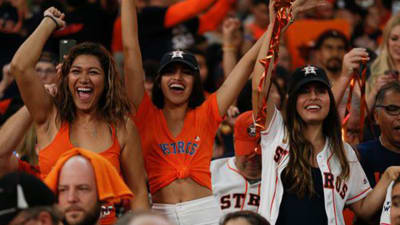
[152,195,222,225]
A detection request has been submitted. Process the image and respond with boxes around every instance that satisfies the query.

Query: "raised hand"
[43,7,66,29]
[342,48,370,78]
[383,166,400,181]
[222,18,242,50]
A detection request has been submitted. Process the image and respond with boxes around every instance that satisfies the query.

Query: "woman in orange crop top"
[122,0,273,224]
[9,7,149,210]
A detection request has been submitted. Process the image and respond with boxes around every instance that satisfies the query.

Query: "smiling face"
[375,90,400,151]
[389,25,400,64]
[160,63,195,107]
[67,55,105,113]
[296,82,331,125]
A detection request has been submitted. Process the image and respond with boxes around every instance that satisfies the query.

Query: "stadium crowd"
[0,0,399,225]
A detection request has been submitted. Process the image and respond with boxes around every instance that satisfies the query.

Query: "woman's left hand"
[383,166,400,182]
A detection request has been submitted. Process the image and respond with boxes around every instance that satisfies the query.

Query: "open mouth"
[305,104,321,111]
[168,83,185,92]
[76,87,93,101]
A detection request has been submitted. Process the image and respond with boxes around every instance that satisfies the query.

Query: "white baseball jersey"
[380,182,393,225]
[211,157,261,215]
[258,108,372,225]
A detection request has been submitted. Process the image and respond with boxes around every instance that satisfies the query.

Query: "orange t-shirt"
[38,122,122,179]
[134,93,223,194]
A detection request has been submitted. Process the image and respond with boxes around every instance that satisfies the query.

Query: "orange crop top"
[38,122,122,179]
[134,93,223,194]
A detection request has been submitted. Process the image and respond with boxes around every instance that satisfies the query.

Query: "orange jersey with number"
[134,93,223,194]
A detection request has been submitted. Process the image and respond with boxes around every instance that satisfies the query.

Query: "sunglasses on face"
[376,104,400,116]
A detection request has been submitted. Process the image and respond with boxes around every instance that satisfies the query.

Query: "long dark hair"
[151,64,205,109]
[283,87,350,198]
[55,42,131,125]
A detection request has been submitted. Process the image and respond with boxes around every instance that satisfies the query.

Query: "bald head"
[57,155,101,225]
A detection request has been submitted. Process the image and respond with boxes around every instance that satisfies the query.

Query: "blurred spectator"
[35,51,58,85]
[314,29,349,81]
[220,210,270,225]
[0,172,59,225]
[143,60,159,98]
[211,111,261,215]
[368,12,400,109]
[53,0,116,49]
[243,0,269,47]
[357,82,400,224]
[358,81,400,188]
[112,0,235,61]
[351,5,382,51]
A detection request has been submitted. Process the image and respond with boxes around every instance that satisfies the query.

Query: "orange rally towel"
[44,148,134,204]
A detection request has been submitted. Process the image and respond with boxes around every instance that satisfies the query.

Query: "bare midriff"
[151,177,212,204]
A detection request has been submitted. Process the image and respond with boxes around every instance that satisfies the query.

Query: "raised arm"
[252,0,329,129]
[216,24,271,116]
[9,8,65,126]
[350,166,400,220]
[332,48,369,106]
[222,18,242,79]
[0,106,32,177]
[120,119,150,210]
[122,0,145,109]
[251,0,277,130]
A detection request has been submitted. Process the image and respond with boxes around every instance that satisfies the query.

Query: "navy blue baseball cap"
[288,65,331,95]
[158,50,199,74]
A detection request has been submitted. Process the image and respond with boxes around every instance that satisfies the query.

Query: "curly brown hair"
[54,42,131,125]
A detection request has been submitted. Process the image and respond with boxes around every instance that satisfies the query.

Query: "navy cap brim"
[290,77,331,95]
[158,59,198,74]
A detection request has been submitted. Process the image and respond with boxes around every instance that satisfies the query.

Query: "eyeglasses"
[376,104,400,116]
